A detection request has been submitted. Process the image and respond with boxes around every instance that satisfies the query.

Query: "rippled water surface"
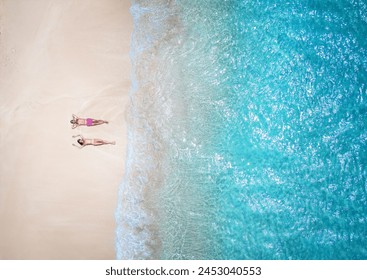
[116,0,367,259]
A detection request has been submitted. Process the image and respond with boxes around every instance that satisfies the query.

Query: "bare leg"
[92,119,109,126]
[92,139,115,146]
[102,140,115,145]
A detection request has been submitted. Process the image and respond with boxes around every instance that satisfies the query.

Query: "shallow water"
[116,0,367,259]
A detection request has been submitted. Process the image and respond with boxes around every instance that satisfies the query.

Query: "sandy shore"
[0,0,132,259]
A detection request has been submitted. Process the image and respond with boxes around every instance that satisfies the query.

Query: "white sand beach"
[0,0,132,259]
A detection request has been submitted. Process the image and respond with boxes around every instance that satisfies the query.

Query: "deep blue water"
[116,0,367,259]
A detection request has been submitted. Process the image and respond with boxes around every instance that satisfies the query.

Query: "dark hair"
[77,139,84,145]
[70,120,75,124]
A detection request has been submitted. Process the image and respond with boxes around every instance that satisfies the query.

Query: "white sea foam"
[115,0,183,260]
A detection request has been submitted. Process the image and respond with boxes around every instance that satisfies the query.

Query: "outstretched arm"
[72,134,83,138]
[71,123,78,129]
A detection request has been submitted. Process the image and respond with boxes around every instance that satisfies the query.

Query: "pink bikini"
[86,118,93,126]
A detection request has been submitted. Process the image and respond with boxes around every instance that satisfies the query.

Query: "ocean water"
[116,0,367,259]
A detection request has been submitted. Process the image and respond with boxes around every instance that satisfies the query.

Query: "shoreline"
[0,0,132,259]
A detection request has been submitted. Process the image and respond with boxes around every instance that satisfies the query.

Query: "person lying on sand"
[72,135,115,149]
[70,114,108,129]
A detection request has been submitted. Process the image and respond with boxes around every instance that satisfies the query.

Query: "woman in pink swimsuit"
[72,135,115,149]
[70,114,108,129]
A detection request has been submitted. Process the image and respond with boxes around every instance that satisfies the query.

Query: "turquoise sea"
[116,0,367,259]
